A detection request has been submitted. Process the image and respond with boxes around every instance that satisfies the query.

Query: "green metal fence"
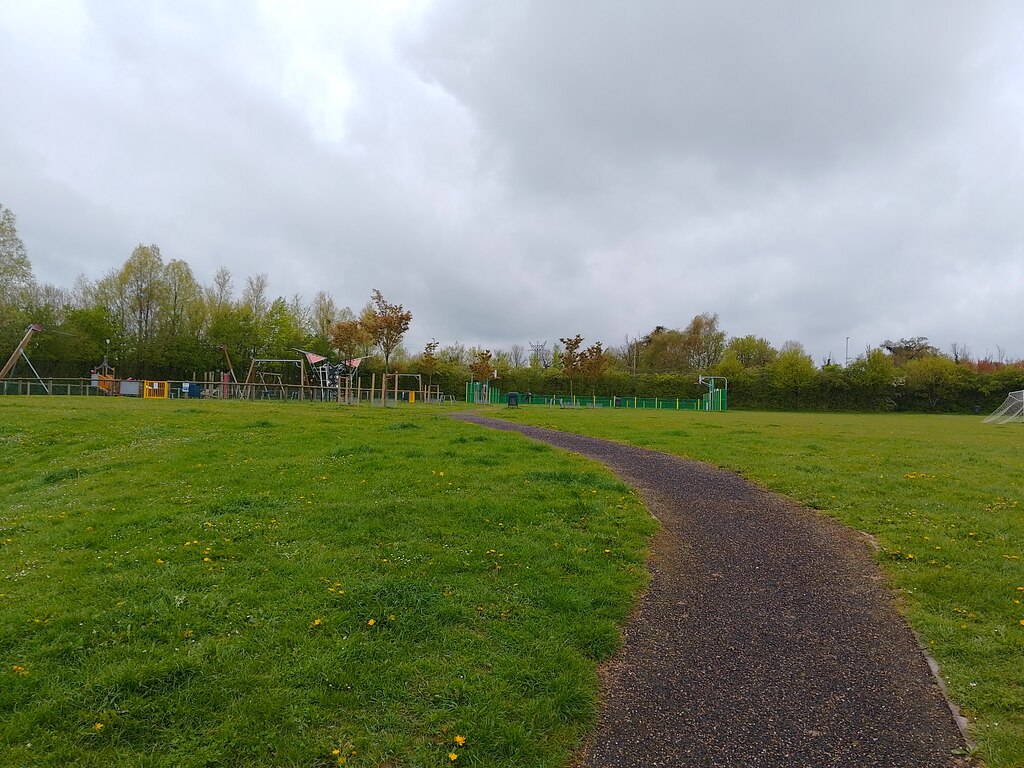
[467,386,726,411]
[702,387,728,411]
[521,395,703,410]
[466,382,504,404]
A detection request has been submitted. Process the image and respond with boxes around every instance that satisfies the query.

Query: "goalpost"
[983,390,1024,424]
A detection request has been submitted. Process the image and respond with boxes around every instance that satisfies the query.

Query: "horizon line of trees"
[3,203,1023,413]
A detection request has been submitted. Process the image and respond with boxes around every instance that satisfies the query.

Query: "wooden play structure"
[1,324,49,393]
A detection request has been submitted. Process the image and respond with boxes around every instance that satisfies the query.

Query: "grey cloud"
[2,1,1023,364]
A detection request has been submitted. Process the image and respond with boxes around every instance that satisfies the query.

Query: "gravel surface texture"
[452,413,970,768]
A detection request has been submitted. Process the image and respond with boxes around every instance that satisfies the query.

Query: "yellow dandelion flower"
[94,722,105,731]
[1020,619,1024,626]
[905,553,915,559]
[448,753,458,761]
[454,735,467,746]
[331,749,340,756]
[156,559,165,565]
[367,618,376,626]
[12,665,28,676]
[312,618,323,627]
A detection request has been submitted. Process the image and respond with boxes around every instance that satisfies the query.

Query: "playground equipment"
[219,345,239,385]
[90,345,117,394]
[1,324,50,393]
[239,351,363,401]
[301,350,363,401]
[983,390,1024,424]
[241,358,300,399]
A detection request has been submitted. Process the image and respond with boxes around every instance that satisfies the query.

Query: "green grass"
[490,405,1024,767]
[0,398,656,768]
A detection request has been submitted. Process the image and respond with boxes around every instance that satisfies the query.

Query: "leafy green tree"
[847,348,896,410]
[817,362,849,410]
[580,341,607,398]
[361,289,412,399]
[419,339,440,391]
[90,244,167,372]
[308,290,337,355]
[713,349,746,380]
[1,205,35,310]
[772,341,817,409]
[881,337,939,366]
[559,334,584,397]
[682,312,726,370]
[470,349,494,382]
[50,306,116,372]
[239,273,272,359]
[208,304,256,378]
[329,306,374,364]
[726,335,778,368]
[639,326,687,371]
[157,259,206,373]
[902,355,968,411]
[209,267,234,311]
[264,297,305,359]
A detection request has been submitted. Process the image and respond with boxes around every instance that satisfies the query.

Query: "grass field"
[491,405,1024,767]
[0,398,656,768]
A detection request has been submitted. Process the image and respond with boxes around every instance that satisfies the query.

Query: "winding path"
[453,414,970,768]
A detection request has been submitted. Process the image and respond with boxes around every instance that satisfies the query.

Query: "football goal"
[983,390,1024,424]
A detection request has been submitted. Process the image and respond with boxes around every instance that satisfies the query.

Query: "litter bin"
[507,391,519,408]
[614,397,622,408]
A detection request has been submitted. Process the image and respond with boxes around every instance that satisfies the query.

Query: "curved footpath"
[452,414,971,768]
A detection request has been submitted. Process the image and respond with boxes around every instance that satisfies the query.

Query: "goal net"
[983,390,1024,424]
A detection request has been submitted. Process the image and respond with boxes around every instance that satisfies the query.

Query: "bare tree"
[440,342,468,366]
[508,343,527,369]
[949,342,972,366]
[529,341,551,369]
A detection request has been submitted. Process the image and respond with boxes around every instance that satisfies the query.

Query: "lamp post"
[845,336,850,367]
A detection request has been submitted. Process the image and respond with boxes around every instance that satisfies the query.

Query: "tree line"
[2,203,1022,412]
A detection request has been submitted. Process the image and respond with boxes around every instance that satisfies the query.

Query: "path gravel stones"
[453,414,970,768]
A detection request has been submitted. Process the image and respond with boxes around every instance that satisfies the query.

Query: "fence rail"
[466,383,725,411]
[0,378,450,404]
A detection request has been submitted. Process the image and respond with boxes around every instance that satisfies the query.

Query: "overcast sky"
[2,1,1023,363]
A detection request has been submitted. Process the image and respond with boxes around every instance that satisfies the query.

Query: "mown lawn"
[0,398,655,768]
[492,405,1024,767]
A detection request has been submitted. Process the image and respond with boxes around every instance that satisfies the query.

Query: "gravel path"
[452,413,970,768]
